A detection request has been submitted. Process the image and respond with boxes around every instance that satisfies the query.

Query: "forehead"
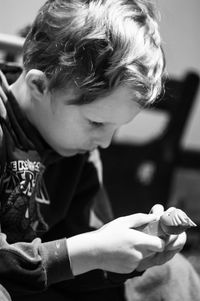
[81,86,141,124]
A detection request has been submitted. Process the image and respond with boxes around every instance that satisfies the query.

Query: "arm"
[67,204,194,277]
[0,78,74,295]
[67,212,164,276]
[64,151,164,277]
[0,234,73,295]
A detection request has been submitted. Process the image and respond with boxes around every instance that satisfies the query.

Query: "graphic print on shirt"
[0,159,49,242]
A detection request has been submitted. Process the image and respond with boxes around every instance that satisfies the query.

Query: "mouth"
[78,150,88,154]
[79,147,98,154]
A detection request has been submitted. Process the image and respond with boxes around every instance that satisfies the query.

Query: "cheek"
[54,108,92,142]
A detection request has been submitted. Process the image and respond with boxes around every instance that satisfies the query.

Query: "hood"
[0,64,61,165]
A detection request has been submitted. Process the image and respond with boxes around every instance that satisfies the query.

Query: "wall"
[0,0,199,149]
[0,0,45,34]
[117,0,200,150]
[157,0,200,150]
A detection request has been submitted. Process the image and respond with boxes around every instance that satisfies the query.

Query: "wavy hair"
[23,0,165,106]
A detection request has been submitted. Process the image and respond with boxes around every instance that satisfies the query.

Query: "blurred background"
[0,0,200,270]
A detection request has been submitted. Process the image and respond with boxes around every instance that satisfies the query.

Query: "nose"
[98,130,115,149]
[99,140,111,149]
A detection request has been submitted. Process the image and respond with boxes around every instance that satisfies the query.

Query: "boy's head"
[23,0,165,107]
[14,0,165,156]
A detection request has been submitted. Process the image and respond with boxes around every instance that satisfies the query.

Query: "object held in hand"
[138,208,197,239]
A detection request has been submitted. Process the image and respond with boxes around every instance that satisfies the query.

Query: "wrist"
[67,231,100,276]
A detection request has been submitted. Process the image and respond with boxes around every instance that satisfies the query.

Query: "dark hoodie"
[0,64,141,299]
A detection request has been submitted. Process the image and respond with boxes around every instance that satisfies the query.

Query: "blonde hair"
[23,0,165,106]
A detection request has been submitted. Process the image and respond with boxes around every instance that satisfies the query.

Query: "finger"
[149,204,164,216]
[165,234,177,246]
[166,232,187,251]
[153,250,176,267]
[137,250,175,271]
[123,213,158,228]
[132,230,165,252]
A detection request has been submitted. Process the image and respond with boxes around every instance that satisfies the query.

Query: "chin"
[55,149,77,157]
[61,149,88,157]
[65,151,80,157]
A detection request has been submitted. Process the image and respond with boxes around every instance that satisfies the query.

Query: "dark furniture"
[100,72,200,217]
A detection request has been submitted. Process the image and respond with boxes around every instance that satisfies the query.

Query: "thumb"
[149,204,164,215]
[123,213,158,228]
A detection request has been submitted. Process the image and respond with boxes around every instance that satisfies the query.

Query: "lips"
[78,149,88,154]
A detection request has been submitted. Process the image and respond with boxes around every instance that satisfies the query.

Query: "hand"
[136,204,187,271]
[136,232,187,271]
[92,213,165,274]
[67,213,164,276]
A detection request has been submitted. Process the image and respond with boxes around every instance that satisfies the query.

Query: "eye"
[88,120,104,128]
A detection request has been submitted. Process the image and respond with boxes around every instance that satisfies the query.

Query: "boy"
[0,0,199,300]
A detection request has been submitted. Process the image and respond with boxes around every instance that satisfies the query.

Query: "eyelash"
[88,120,104,128]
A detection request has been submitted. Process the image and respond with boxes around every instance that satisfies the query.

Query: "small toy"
[138,208,197,239]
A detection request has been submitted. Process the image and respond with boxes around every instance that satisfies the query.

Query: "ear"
[25,69,48,99]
